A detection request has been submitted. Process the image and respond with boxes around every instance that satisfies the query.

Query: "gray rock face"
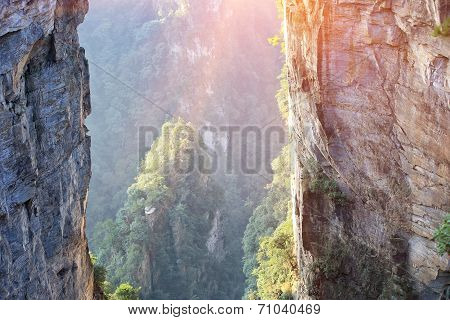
[285,0,449,299]
[0,0,93,299]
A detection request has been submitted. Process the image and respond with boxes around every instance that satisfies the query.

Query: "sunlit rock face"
[0,0,93,299]
[285,0,449,299]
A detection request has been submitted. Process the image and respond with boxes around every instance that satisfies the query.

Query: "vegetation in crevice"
[434,214,450,256]
[432,17,450,37]
[79,0,284,245]
[310,238,411,299]
[303,159,346,205]
[91,253,107,299]
[268,0,286,51]
[84,0,287,300]
[269,0,288,125]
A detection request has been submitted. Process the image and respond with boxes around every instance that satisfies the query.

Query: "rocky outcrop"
[284,0,449,299]
[0,0,93,299]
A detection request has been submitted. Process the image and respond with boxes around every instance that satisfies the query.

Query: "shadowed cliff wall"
[0,0,93,299]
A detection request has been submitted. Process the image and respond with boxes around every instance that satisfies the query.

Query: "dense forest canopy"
[92,119,233,299]
[92,122,297,300]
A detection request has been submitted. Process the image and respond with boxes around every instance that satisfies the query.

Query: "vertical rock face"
[0,0,93,299]
[285,0,449,298]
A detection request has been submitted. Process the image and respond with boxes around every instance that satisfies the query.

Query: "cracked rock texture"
[0,0,93,299]
[285,0,449,298]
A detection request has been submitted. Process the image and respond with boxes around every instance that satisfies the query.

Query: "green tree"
[253,219,297,300]
[242,146,292,298]
[111,283,141,300]
[91,118,226,299]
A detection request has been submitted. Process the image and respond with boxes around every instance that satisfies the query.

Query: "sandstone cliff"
[285,0,449,299]
[0,0,93,299]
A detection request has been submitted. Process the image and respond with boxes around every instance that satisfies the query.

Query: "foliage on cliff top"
[434,215,450,256]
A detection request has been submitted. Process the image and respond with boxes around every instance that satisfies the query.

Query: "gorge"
[0,0,448,300]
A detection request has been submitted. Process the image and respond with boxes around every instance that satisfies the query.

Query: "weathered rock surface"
[0,0,93,299]
[285,0,449,299]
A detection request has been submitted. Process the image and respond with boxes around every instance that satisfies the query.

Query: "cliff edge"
[0,0,93,299]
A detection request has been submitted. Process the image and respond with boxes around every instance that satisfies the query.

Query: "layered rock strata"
[0,0,93,299]
[284,0,449,299]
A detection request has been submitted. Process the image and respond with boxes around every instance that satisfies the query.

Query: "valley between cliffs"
[0,0,448,300]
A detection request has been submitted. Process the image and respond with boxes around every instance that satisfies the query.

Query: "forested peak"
[92,118,227,299]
